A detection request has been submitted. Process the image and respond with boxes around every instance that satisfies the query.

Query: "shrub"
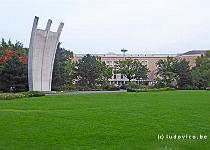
[24,91,45,97]
[127,88,175,92]
[102,84,120,91]
[0,93,26,100]
[121,83,146,90]
[178,85,199,90]
[53,84,78,91]
[59,84,121,91]
[0,91,45,100]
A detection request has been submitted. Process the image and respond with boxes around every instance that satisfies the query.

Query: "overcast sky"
[1,0,210,54]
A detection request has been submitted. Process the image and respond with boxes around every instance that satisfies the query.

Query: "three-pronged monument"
[28,16,64,91]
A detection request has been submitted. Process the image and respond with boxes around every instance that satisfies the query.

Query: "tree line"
[0,39,210,92]
[156,53,210,89]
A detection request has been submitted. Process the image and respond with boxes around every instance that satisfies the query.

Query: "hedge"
[127,88,176,92]
[0,91,45,100]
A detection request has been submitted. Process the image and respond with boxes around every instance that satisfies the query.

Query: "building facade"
[73,51,206,85]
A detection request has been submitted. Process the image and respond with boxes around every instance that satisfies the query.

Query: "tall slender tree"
[52,43,73,90]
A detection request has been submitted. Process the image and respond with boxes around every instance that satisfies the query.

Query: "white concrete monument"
[28,16,64,91]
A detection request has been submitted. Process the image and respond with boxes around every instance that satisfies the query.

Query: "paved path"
[46,90,127,96]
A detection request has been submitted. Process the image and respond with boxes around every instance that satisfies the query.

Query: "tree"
[0,38,28,57]
[96,58,113,84]
[65,60,76,85]
[133,60,149,82]
[114,59,135,82]
[114,59,149,82]
[0,39,28,92]
[156,57,178,87]
[156,57,192,88]
[191,51,210,89]
[75,54,112,87]
[0,56,28,92]
[173,59,192,89]
[52,43,73,90]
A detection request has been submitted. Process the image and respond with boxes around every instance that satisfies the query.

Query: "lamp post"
[120,49,128,84]
[121,48,128,60]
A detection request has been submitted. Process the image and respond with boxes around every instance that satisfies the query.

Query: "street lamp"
[121,48,128,59]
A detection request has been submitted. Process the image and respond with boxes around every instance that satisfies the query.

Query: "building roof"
[183,50,208,55]
[74,50,209,58]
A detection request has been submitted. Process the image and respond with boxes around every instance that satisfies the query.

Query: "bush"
[53,84,78,91]
[55,84,121,91]
[121,83,146,90]
[178,85,199,90]
[102,84,120,91]
[127,88,176,92]
[24,91,45,97]
[0,93,26,100]
[0,91,45,100]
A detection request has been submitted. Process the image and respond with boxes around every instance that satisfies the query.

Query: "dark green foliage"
[156,57,192,89]
[0,38,28,56]
[114,59,149,82]
[0,39,28,92]
[127,87,176,92]
[52,43,74,91]
[191,51,210,89]
[75,54,112,87]
[114,59,136,82]
[156,57,178,87]
[101,84,120,91]
[173,59,192,89]
[96,58,113,84]
[0,56,28,92]
[121,83,146,90]
[133,60,149,81]
[25,91,45,97]
[75,54,100,87]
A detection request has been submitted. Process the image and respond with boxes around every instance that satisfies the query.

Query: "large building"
[73,50,207,85]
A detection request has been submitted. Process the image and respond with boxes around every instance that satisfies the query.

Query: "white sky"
[0,0,210,54]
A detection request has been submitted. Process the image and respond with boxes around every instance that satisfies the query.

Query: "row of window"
[105,60,148,66]
[113,74,124,79]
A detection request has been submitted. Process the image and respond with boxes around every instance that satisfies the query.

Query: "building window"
[141,60,148,66]
[114,74,116,79]
[121,74,123,79]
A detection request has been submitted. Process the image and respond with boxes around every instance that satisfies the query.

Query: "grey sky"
[1,0,210,54]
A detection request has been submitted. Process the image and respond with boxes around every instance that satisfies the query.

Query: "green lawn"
[0,91,209,150]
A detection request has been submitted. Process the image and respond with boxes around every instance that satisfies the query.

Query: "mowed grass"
[0,91,210,150]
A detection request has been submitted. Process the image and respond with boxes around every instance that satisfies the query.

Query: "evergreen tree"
[75,54,101,87]
[0,39,28,92]
[174,59,192,89]
[75,54,112,87]
[0,56,28,92]
[52,43,74,90]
